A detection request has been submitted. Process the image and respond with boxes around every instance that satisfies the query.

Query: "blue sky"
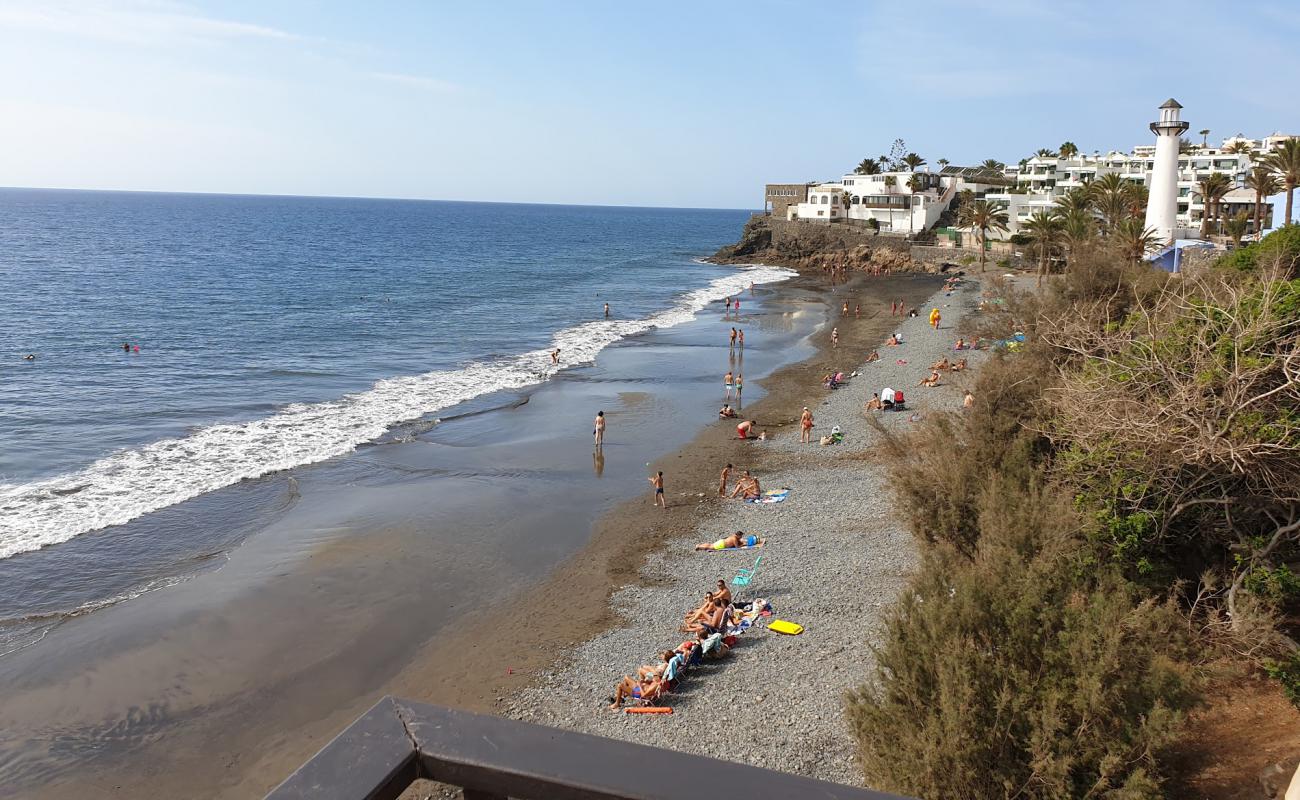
[1,0,1298,209]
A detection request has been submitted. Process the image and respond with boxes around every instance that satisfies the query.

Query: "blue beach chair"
[732,555,763,596]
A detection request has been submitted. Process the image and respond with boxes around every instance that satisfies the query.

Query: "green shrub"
[1216,224,1300,276]
[1265,652,1300,710]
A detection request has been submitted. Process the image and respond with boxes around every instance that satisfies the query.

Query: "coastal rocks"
[711,216,950,275]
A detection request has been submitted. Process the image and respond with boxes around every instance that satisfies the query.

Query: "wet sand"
[0,271,941,799]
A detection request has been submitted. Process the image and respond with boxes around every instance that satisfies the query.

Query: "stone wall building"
[764,183,810,217]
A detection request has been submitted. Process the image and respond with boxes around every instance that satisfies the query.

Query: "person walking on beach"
[842,301,849,315]
[963,390,975,409]
[890,300,897,317]
[729,327,737,348]
[735,374,743,403]
[855,303,861,318]
[929,308,942,329]
[719,463,732,497]
[723,370,734,400]
[649,470,666,510]
[734,299,740,313]
[831,327,839,348]
[593,410,606,447]
[800,407,814,443]
[737,329,744,348]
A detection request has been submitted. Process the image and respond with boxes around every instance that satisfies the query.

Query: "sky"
[1,0,1298,209]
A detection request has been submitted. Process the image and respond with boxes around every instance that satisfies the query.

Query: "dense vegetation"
[846,228,1300,798]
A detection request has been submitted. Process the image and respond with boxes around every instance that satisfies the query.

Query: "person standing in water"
[729,327,737,348]
[723,370,734,400]
[551,348,561,364]
[649,471,666,509]
[735,373,744,403]
[737,329,744,348]
[604,302,610,318]
[842,301,849,315]
[593,410,606,447]
[122,342,130,352]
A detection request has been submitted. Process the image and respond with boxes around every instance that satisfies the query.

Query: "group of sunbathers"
[609,579,770,709]
[728,470,761,499]
[918,355,968,387]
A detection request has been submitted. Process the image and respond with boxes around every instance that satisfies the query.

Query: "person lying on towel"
[695,530,763,551]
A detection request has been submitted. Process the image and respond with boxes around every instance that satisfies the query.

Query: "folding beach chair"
[731,555,763,598]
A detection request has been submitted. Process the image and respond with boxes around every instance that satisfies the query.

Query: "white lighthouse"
[1143,98,1189,244]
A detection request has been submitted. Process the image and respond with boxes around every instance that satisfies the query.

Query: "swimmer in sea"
[604,302,610,318]
[23,354,36,361]
[122,342,130,352]
[649,470,666,510]
[551,348,561,364]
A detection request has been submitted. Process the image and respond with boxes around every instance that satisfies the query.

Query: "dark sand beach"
[0,269,942,799]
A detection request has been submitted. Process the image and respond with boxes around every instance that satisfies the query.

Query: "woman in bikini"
[800,407,814,443]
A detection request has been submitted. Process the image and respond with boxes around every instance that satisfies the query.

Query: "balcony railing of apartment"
[265,697,913,800]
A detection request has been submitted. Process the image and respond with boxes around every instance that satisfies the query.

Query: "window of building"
[817,210,824,216]
[821,195,829,204]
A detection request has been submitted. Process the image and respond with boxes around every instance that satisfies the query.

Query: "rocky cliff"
[710,215,947,274]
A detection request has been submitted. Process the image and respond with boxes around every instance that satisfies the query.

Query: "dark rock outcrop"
[710,215,945,274]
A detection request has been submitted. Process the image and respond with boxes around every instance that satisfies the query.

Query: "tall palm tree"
[1111,218,1162,265]
[956,199,1009,273]
[883,175,898,231]
[856,158,882,175]
[1266,139,1300,225]
[1059,141,1079,159]
[901,153,926,172]
[1199,128,1211,148]
[1089,173,1138,231]
[1059,208,1098,271]
[1245,165,1280,234]
[1125,183,1150,222]
[905,174,924,233]
[981,159,1006,172]
[1224,212,1249,247]
[1022,209,1063,286]
[1196,172,1232,238]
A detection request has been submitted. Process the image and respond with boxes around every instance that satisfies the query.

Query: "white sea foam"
[0,265,795,560]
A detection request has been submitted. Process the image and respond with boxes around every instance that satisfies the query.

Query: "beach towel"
[745,489,790,504]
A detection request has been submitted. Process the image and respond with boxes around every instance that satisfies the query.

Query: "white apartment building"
[985,132,1294,240]
[790,167,1007,234]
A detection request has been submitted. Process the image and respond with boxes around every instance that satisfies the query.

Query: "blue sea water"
[0,189,783,560]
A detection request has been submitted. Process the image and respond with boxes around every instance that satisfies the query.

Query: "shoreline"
[490,273,986,789]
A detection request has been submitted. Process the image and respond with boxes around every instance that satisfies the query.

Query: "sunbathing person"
[865,349,880,363]
[951,357,968,372]
[684,591,717,624]
[610,672,663,709]
[954,338,965,350]
[930,356,950,371]
[636,650,676,682]
[695,531,762,551]
[919,370,941,387]
[714,579,732,606]
[728,471,762,500]
[684,599,729,635]
[885,334,899,346]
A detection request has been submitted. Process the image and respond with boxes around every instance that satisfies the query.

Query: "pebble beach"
[500,277,990,788]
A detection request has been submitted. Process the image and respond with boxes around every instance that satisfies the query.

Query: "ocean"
[0,189,789,653]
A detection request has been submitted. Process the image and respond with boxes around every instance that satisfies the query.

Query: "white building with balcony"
[789,167,1008,234]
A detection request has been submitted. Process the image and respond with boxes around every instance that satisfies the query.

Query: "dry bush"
[848,476,1197,799]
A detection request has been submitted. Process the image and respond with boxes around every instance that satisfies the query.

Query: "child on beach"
[648,471,666,510]
[718,463,732,496]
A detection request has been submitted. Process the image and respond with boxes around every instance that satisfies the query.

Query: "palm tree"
[1179,137,1197,153]
[1245,165,1280,234]
[1022,209,1063,286]
[1226,141,1252,155]
[937,158,950,171]
[956,199,1009,273]
[901,153,926,172]
[856,158,882,175]
[905,174,924,233]
[1111,218,1162,265]
[1125,183,1150,222]
[1224,212,1249,247]
[1089,173,1138,231]
[883,175,898,231]
[1059,208,1098,271]
[1054,186,1093,215]
[981,159,1006,172]
[1196,172,1232,238]
[1035,148,1056,158]
[1059,141,1079,159]
[1199,128,1211,148]
[1266,138,1300,225]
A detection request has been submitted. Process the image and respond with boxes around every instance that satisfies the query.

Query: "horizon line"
[0,184,755,213]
